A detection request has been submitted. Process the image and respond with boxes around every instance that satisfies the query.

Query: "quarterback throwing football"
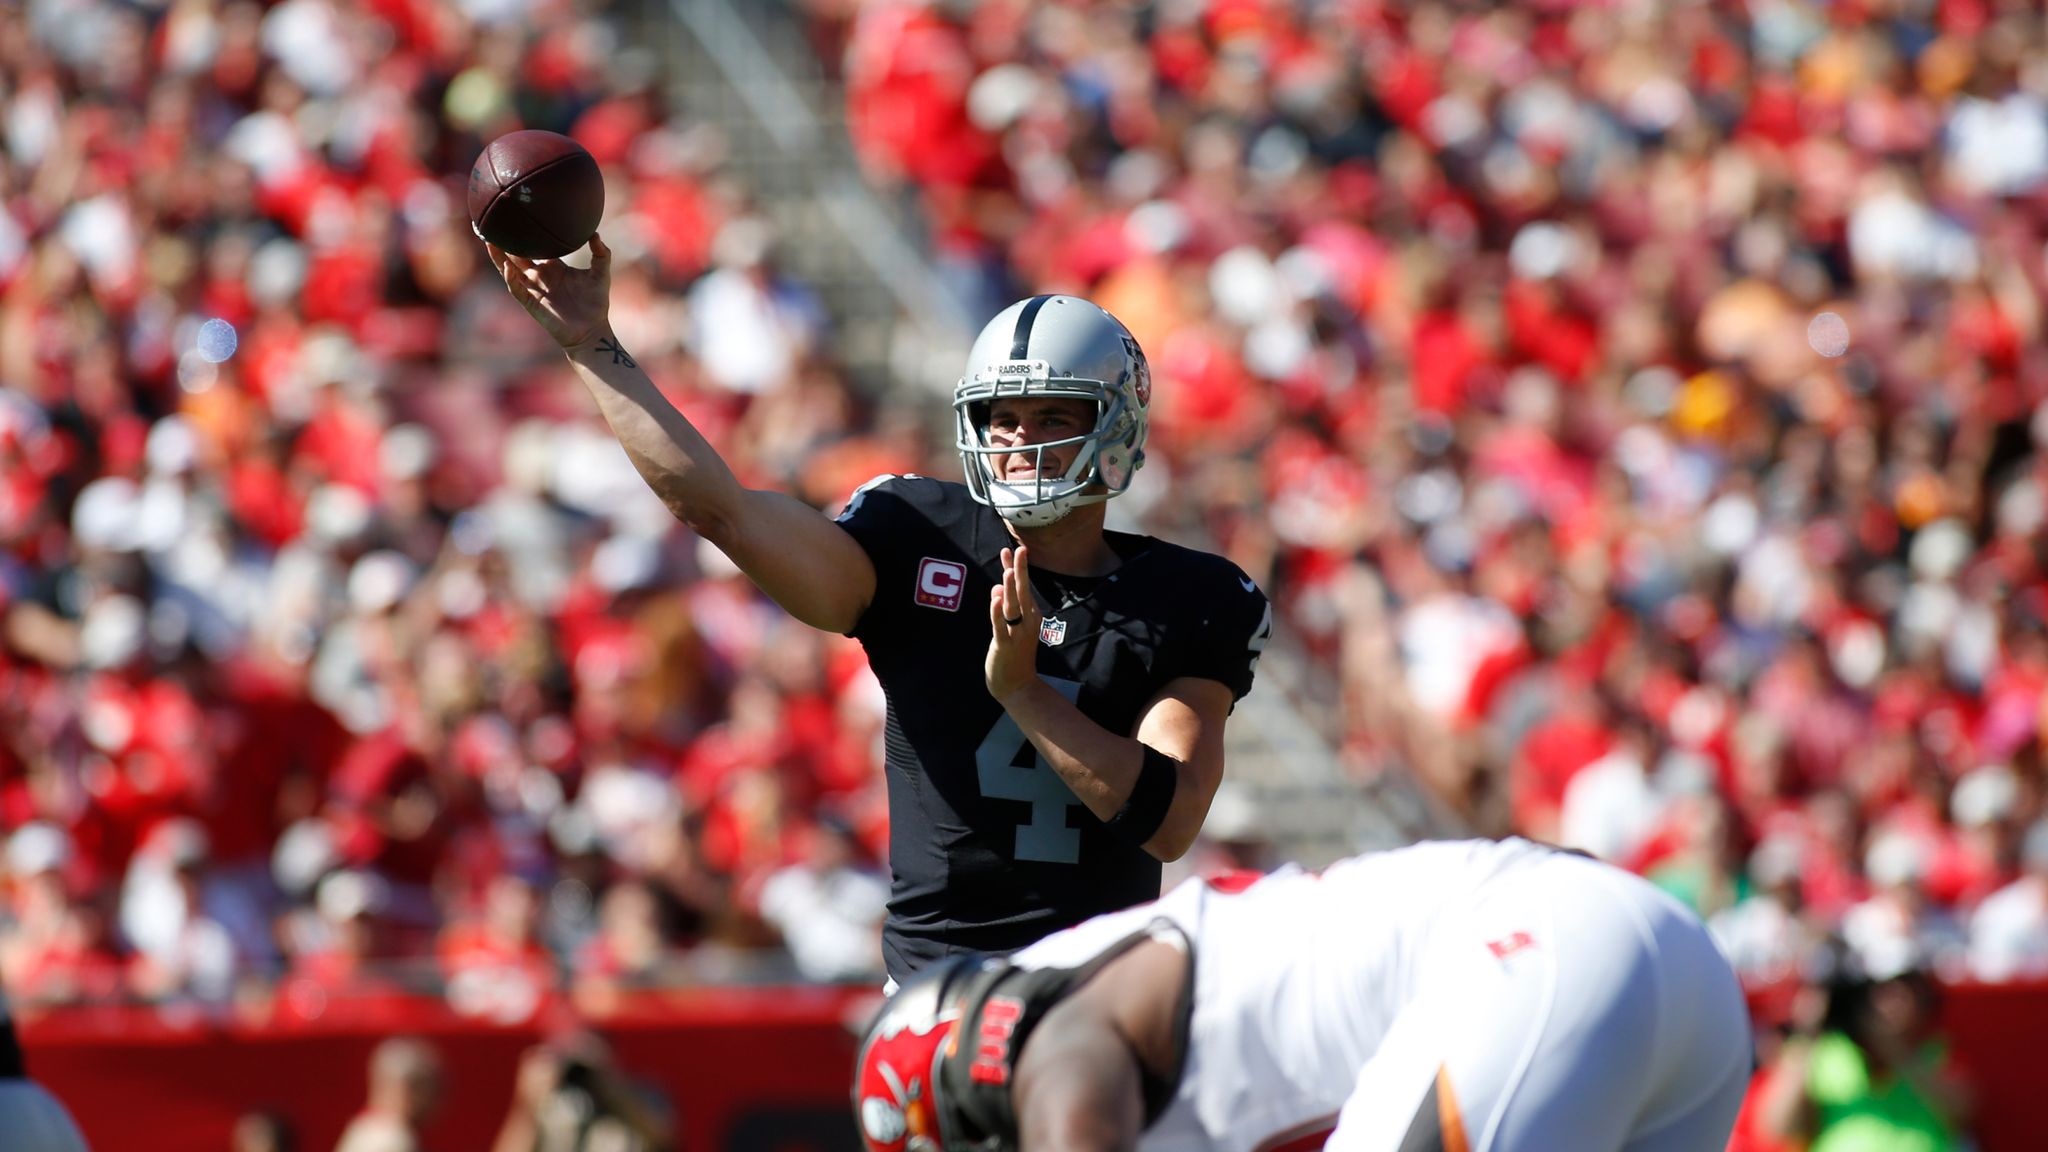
[489,241,1269,983]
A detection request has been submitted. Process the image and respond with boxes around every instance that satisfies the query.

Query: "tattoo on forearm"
[596,337,636,368]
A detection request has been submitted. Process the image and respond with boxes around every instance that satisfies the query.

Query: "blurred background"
[3,0,2048,1149]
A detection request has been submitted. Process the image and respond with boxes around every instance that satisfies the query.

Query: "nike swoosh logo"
[1239,577,1258,593]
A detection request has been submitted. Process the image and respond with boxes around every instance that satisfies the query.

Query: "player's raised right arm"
[488,235,875,634]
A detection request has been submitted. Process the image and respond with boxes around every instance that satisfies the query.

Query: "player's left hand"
[986,545,1040,702]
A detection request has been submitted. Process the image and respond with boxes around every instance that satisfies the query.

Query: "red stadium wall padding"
[19,980,2048,1152]
[1929,981,2048,1152]
[19,985,877,1152]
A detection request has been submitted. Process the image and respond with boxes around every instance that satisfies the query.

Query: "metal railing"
[643,0,973,394]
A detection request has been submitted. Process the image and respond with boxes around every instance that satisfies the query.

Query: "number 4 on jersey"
[975,677,1086,864]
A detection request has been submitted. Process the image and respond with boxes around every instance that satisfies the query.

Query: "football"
[467,130,606,259]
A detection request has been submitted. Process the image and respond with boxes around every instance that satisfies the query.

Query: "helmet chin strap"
[989,495,1073,527]
[986,484,1108,526]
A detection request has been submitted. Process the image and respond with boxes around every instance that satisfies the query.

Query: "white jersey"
[1011,838,1751,1152]
[1012,838,1552,1151]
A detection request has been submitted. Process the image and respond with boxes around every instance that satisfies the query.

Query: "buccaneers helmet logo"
[854,1009,956,1152]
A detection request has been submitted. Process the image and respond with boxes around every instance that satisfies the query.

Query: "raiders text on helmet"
[955,296,1151,527]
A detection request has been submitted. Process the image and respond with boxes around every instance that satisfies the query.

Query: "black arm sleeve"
[1174,566,1271,703]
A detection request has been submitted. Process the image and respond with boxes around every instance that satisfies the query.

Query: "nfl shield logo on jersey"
[1039,617,1067,646]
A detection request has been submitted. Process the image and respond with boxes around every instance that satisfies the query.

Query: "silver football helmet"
[954,296,1151,527]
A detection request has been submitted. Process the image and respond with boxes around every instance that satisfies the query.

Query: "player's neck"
[1009,505,1118,576]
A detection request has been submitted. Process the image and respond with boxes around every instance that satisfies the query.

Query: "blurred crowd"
[825,0,2048,987]
[821,1,2048,1145]
[5,0,2048,1142]
[0,0,915,1026]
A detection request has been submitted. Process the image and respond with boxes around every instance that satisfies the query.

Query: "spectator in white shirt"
[1842,830,1967,982]
[120,819,239,1002]
[757,816,887,983]
[1559,719,1666,866]
[1711,834,1824,984]
[1969,821,2048,982]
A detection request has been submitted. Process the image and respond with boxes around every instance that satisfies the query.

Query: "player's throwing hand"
[986,545,1040,701]
[485,234,614,351]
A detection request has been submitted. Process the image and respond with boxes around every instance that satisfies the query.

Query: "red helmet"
[851,925,1185,1152]
[851,956,998,1152]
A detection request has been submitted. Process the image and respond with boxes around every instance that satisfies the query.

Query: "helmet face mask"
[954,298,1150,528]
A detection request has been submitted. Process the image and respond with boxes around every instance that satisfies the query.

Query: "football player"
[0,990,90,1150]
[852,838,1753,1152]
[488,242,1270,984]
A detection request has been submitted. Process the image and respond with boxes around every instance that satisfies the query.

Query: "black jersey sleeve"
[832,473,930,639]
[833,473,912,558]
[1170,561,1271,704]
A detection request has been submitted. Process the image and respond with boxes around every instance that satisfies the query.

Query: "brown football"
[467,130,605,259]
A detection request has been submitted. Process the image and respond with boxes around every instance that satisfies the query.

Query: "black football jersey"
[834,475,1270,981]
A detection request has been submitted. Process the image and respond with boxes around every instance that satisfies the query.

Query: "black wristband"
[1107,746,1178,848]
